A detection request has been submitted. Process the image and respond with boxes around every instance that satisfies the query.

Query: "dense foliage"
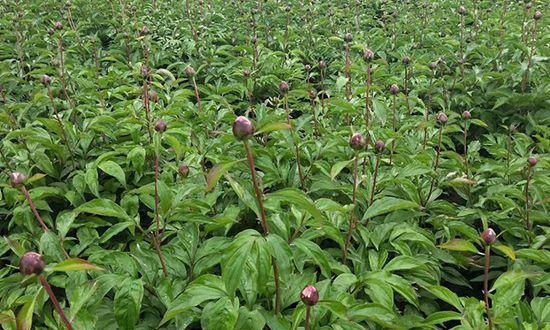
[0,0,549,329]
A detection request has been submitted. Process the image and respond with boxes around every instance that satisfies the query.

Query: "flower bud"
[243,69,251,78]
[10,172,26,188]
[300,285,319,306]
[363,48,374,61]
[48,28,55,36]
[436,112,448,124]
[155,119,167,133]
[462,110,471,120]
[480,228,497,245]
[402,56,410,66]
[54,21,63,30]
[279,81,289,94]
[429,61,438,70]
[349,133,366,150]
[527,156,537,167]
[534,10,542,20]
[308,89,317,99]
[252,36,257,44]
[178,164,190,178]
[185,66,196,77]
[41,75,51,86]
[20,252,45,275]
[526,2,533,10]
[139,26,150,36]
[343,32,353,43]
[140,65,150,78]
[232,116,254,140]
[375,140,385,152]
[148,90,159,103]
[458,6,466,15]
[389,84,399,95]
[304,64,311,72]
[319,60,326,69]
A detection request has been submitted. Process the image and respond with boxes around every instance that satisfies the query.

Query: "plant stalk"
[483,246,493,330]
[39,276,74,330]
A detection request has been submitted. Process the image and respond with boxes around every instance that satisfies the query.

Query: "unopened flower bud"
[437,112,448,124]
[480,228,497,245]
[375,140,385,152]
[527,156,537,167]
[458,6,466,15]
[462,110,471,120]
[308,89,317,99]
[319,60,326,69]
[402,56,410,65]
[178,164,190,178]
[304,64,311,72]
[41,75,51,85]
[534,10,542,20]
[232,116,254,140]
[155,119,167,133]
[343,32,353,43]
[363,48,374,61]
[243,69,251,78]
[54,21,63,30]
[139,26,150,36]
[279,81,289,94]
[349,133,366,150]
[10,172,26,188]
[148,90,159,103]
[185,66,196,77]
[389,84,399,95]
[20,252,45,275]
[300,285,319,306]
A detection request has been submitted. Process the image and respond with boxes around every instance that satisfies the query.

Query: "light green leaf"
[492,244,515,261]
[362,197,418,220]
[75,199,131,220]
[206,161,240,192]
[426,285,463,310]
[49,258,104,272]
[256,122,291,135]
[98,160,126,187]
[330,160,353,180]
[267,188,326,223]
[114,279,144,330]
[439,239,479,254]
[293,238,330,278]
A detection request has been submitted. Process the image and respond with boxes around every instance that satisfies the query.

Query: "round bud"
[178,164,190,178]
[185,66,196,77]
[429,61,438,70]
[41,75,51,86]
[243,69,251,78]
[148,90,159,103]
[349,133,366,150]
[480,228,497,245]
[250,21,256,28]
[375,140,385,152]
[279,81,289,94]
[232,116,254,140]
[389,84,399,95]
[363,48,375,61]
[155,119,167,133]
[308,89,317,99]
[252,36,257,44]
[319,60,326,69]
[343,32,353,43]
[54,21,63,30]
[19,252,45,275]
[304,64,311,72]
[527,156,537,167]
[462,110,471,120]
[458,6,466,15]
[139,26,150,36]
[534,10,542,20]
[437,112,448,124]
[9,172,26,188]
[140,65,150,78]
[48,28,55,36]
[402,56,410,66]
[300,285,319,306]
[526,2,533,10]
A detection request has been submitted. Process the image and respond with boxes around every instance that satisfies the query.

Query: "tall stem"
[46,86,75,168]
[459,15,465,80]
[521,20,538,93]
[39,276,74,330]
[343,153,359,263]
[426,125,443,205]
[320,68,325,114]
[192,76,203,113]
[284,94,305,189]
[153,154,168,277]
[423,71,434,150]
[369,155,381,207]
[345,43,351,100]
[304,305,311,330]
[20,186,49,232]
[243,140,281,314]
[364,64,371,129]
[483,246,493,330]
[525,166,532,231]
[390,94,397,164]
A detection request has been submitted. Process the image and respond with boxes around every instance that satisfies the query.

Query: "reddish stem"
[525,166,532,231]
[305,305,311,330]
[343,153,359,263]
[20,186,50,233]
[483,246,493,330]
[39,276,74,330]
[369,155,381,207]
[426,124,443,205]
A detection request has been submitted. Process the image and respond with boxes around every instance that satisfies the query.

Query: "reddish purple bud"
[148,90,159,103]
[300,285,319,306]
[54,21,63,30]
[41,75,52,85]
[20,252,45,275]
[527,157,537,167]
[462,110,471,120]
[140,65,150,78]
[243,69,251,78]
[363,48,375,61]
[375,140,385,152]
[389,84,399,95]
[304,64,311,72]
[343,32,353,43]
[48,28,55,36]
[308,89,317,99]
[319,60,326,69]
[178,164,190,178]
[232,116,254,140]
[252,36,257,44]
[9,172,26,188]
[526,2,533,10]
[437,112,448,124]
[279,81,289,94]
[185,66,196,77]
[458,6,466,15]
[155,119,167,133]
[480,228,497,245]
[402,56,410,65]
[139,26,150,36]
[534,10,542,20]
[350,133,366,150]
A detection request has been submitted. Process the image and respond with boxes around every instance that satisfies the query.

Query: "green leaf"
[99,222,134,243]
[85,167,100,197]
[16,295,36,330]
[426,285,463,310]
[266,188,326,223]
[75,199,131,220]
[383,256,425,272]
[200,297,239,330]
[256,122,291,134]
[114,279,144,330]
[293,238,331,278]
[423,311,462,325]
[49,258,104,272]
[222,230,259,296]
[362,197,418,220]
[127,146,146,173]
[335,76,349,91]
[98,160,126,187]
[439,239,479,254]
[330,160,353,180]
[206,161,240,192]
[225,174,260,217]
[516,249,550,264]
[492,244,515,261]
